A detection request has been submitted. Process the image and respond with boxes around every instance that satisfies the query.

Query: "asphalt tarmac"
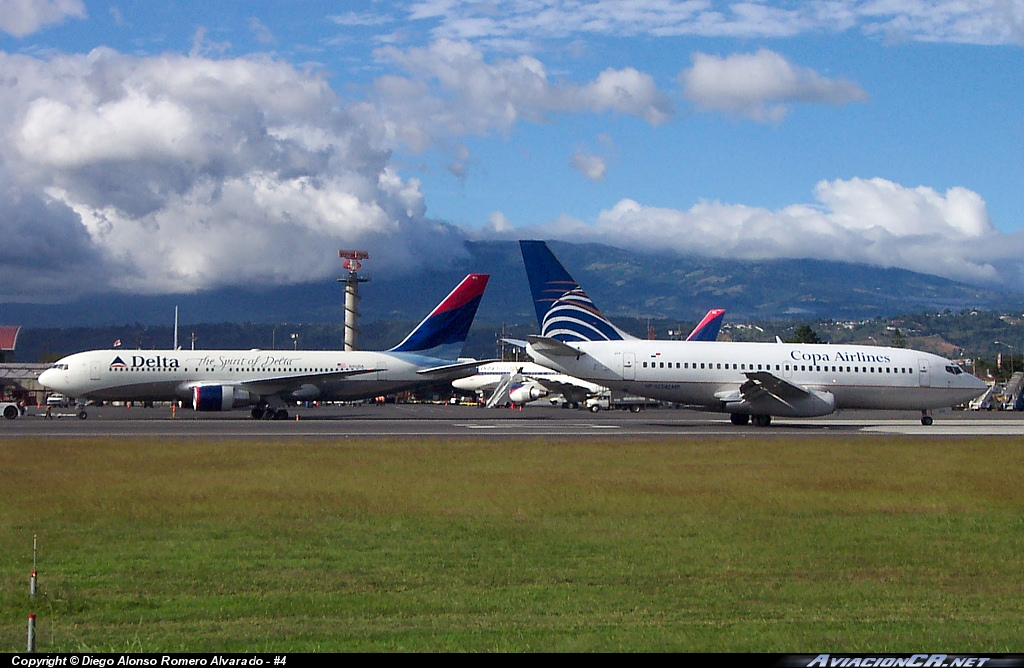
[3,402,1023,438]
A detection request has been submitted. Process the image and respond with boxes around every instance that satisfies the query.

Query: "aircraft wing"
[189,367,381,395]
[416,358,498,377]
[526,335,583,358]
[739,371,814,402]
[527,377,594,403]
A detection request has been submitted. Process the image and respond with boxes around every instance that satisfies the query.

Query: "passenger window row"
[639,361,917,374]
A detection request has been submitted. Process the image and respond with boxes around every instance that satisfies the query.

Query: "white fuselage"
[39,348,471,403]
[452,362,604,394]
[527,340,987,413]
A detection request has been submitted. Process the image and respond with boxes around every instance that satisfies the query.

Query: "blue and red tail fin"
[686,308,725,341]
[389,273,490,359]
[519,240,634,342]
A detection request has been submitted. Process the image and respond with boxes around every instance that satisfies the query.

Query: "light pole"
[291,332,299,351]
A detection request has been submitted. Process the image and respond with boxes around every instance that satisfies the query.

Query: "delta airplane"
[39,274,490,420]
[519,241,986,426]
[455,308,726,408]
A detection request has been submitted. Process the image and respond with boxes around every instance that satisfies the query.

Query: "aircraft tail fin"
[389,274,490,360]
[686,308,726,341]
[519,240,633,342]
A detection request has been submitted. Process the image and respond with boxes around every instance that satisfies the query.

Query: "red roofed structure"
[0,326,20,352]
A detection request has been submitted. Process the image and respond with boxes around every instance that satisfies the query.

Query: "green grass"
[2,437,1023,651]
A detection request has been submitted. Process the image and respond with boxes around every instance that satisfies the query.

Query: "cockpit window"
[945,365,964,375]
[50,363,69,370]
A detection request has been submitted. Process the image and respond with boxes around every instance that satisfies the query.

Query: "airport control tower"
[338,250,370,351]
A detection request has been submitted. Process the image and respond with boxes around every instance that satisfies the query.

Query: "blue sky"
[0,0,1022,301]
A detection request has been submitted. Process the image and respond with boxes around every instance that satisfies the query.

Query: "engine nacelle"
[509,383,548,405]
[193,385,253,412]
[724,389,836,418]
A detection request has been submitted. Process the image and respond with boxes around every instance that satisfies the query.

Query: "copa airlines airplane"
[519,241,986,426]
[455,308,726,408]
[39,274,490,420]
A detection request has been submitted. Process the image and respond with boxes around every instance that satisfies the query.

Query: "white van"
[46,393,70,407]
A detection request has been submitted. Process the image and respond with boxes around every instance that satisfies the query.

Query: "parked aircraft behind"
[39,274,491,420]
[519,241,986,426]
[456,308,726,408]
[453,361,605,407]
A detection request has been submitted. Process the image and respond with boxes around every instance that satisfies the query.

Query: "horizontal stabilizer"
[526,335,584,358]
[501,338,528,349]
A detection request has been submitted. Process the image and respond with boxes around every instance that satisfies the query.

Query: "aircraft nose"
[39,369,64,392]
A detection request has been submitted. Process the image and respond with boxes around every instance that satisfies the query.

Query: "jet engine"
[193,385,254,412]
[723,388,836,418]
[509,383,548,404]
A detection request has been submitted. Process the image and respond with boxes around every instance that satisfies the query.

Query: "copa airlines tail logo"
[541,288,625,342]
[110,356,127,369]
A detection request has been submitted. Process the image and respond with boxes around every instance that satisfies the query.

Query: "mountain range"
[2,241,1021,329]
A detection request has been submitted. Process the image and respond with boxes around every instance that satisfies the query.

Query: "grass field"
[2,436,1023,652]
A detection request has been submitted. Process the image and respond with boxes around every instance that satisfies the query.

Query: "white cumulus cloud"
[527,177,1024,288]
[369,39,672,152]
[0,48,464,300]
[0,0,85,37]
[680,49,868,122]
[571,150,607,182]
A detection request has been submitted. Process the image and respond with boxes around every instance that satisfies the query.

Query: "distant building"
[0,326,20,363]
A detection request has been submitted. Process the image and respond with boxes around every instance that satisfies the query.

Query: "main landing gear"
[251,406,289,420]
[921,410,933,426]
[730,413,771,427]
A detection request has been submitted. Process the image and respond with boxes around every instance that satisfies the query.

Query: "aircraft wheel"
[276,409,289,420]
[561,402,572,410]
[752,414,772,427]
[589,404,601,413]
[251,407,265,420]
[629,404,642,413]
[3,405,18,419]
[921,415,933,426]
[77,410,88,420]
[730,413,750,426]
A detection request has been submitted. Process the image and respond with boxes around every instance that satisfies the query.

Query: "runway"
[3,403,1023,438]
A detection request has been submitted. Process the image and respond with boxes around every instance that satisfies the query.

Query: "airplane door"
[377,361,388,381]
[918,358,930,387]
[622,352,635,380]
[90,361,101,381]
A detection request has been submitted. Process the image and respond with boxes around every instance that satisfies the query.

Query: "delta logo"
[110,356,127,369]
